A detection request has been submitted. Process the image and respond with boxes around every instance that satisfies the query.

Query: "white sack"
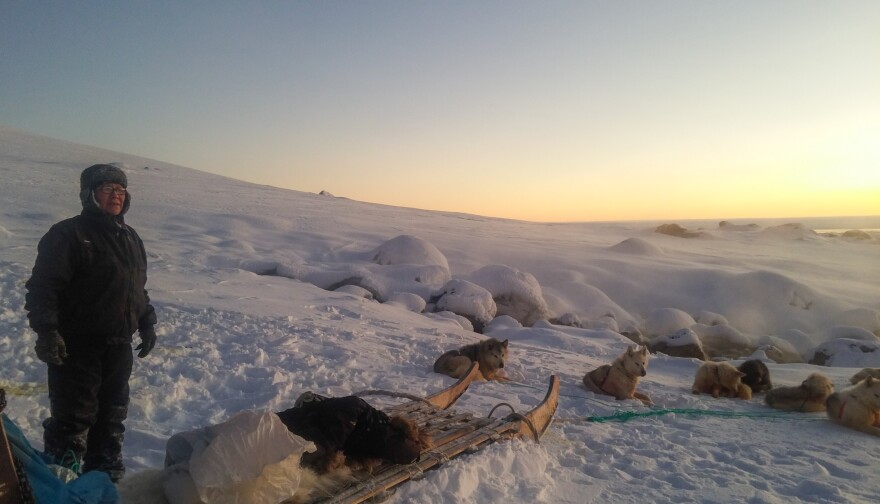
[163,410,315,504]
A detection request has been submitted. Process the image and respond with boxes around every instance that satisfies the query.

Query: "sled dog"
[765,373,833,412]
[582,345,653,405]
[692,361,752,400]
[433,337,510,381]
[826,376,880,437]
[850,368,880,385]
[738,359,773,393]
[292,415,431,502]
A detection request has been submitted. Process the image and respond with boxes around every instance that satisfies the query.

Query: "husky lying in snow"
[737,359,773,393]
[582,345,653,405]
[765,373,833,412]
[826,376,880,438]
[433,337,510,381]
[850,368,880,385]
[692,361,752,400]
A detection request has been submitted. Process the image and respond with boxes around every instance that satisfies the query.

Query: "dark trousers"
[44,342,132,481]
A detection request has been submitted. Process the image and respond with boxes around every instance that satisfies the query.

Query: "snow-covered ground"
[1,125,879,503]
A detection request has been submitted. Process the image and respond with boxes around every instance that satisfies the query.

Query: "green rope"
[59,449,81,475]
[508,379,827,424]
[587,408,826,423]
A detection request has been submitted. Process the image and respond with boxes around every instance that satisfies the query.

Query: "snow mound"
[645,308,696,338]
[370,235,450,269]
[384,292,427,313]
[468,265,550,327]
[806,338,880,367]
[831,308,880,335]
[608,237,664,255]
[694,310,729,326]
[430,279,497,331]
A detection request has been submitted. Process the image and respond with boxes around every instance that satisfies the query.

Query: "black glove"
[35,331,67,365]
[136,326,157,358]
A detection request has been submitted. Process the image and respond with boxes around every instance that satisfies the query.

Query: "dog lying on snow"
[692,361,752,400]
[433,337,510,381]
[737,359,773,393]
[826,376,880,437]
[582,345,653,405]
[850,368,880,385]
[765,373,834,412]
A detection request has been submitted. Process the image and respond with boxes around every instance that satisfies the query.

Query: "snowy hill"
[1,125,879,503]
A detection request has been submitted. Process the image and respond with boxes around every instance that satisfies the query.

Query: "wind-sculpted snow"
[2,127,880,503]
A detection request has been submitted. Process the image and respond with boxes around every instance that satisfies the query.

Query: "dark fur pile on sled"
[276,393,431,474]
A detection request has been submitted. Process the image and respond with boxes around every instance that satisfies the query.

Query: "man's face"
[94,183,126,216]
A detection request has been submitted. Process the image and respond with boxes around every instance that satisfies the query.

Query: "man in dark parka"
[25,163,157,483]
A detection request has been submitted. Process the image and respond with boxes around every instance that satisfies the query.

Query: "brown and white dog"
[692,361,752,400]
[850,368,880,385]
[582,345,653,405]
[826,376,880,437]
[765,373,833,412]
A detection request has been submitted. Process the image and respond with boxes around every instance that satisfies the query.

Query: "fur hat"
[79,164,130,213]
[80,164,127,191]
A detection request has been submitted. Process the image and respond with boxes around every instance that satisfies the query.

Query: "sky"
[2,0,879,222]
[2,128,880,503]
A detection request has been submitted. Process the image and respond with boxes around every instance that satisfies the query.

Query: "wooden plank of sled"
[421,411,482,434]
[0,390,24,504]
[425,416,495,447]
[322,417,512,504]
[401,403,479,428]
[386,400,461,426]
[322,375,560,504]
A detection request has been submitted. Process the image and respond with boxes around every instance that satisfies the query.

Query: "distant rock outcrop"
[654,223,703,238]
[762,223,818,239]
[718,221,760,231]
[841,229,872,240]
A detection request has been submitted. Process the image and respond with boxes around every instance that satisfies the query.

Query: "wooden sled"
[312,371,560,503]
[422,362,482,410]
[1,389,25,503]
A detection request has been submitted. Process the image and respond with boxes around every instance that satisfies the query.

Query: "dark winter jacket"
[25,205,156,346]
[277,396,421,471]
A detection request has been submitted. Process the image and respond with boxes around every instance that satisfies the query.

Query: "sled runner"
[312,373,560,504]
[421,361,482,410]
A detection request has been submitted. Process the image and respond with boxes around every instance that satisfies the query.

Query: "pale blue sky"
[2,1,879,221]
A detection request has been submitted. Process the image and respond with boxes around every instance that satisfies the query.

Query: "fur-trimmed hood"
[79,164,131,218]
